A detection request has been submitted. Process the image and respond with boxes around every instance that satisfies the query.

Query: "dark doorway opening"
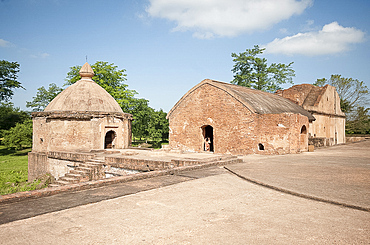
[202,125,214,152]
[105,130,116,149]
[258,143,265,151]
[300,125,307,134]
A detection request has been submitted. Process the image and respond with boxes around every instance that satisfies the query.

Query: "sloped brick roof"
[276,84,328,107]
[168,79,315,121]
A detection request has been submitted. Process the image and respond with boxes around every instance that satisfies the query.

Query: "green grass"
[0,145,45,195]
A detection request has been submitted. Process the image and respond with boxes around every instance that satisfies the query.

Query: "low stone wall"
[308,137,333,148]
[105,157,172,171]
[105,155,241,172]
[28,152,48,181]
[346,136,369,143]
[48,151,95,162]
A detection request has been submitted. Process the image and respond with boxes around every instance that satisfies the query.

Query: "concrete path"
[0,141,369,244]
[228,139,370,210]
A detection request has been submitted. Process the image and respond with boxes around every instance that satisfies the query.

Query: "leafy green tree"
[0,102,30,138]
[26,83,63,111]
[0,60,24,101]
[2,119,33,150]
[130,98,153,140]
[231,45,295,92]
[65,61,138,111]
[313,75,369,113]
[345,107,370,134]
[148,109,169,142]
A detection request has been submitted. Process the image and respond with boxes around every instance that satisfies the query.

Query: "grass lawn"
[0,145,44,195]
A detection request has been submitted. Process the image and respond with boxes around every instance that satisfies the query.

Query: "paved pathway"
[228,139,370,210]
[0,140,369,244]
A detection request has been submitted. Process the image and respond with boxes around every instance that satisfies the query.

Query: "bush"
[2,119,32,150]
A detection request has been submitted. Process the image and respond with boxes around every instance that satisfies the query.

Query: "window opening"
[258,143,264,151]
[300,125,307,134]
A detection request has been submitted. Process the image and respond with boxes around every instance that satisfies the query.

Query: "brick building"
[167,79,315,155]
[28,63,133,181]
[276,84,345,146]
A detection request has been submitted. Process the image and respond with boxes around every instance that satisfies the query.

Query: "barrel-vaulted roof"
[44,63,123,113]
[167,79,315,121]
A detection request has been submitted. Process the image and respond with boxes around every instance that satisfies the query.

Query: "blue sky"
[1,0,369,112]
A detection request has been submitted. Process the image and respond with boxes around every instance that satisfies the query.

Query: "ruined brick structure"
[28,63,133,181]
[276,84,345,146]
[167,79,315,155]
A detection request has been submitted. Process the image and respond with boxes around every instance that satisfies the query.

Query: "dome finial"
[79,62,94,79]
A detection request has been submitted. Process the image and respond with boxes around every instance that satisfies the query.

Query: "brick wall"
[168,83,308,155]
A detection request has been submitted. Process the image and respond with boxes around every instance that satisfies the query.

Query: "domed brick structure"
[28,63,133,180]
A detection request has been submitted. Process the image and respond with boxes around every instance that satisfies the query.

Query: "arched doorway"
[201,125,214,152]
[105,130,116,149]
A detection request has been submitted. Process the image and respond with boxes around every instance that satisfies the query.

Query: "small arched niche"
[300,125,307,134]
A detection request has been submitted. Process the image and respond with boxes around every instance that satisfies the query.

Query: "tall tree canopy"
[313,75,369,114]
[0,60,24,101]
[231,45,295,92]
[26,83,63,111]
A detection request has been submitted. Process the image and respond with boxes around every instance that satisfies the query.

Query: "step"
[48,183,60,188]
[65,173,83,179]
[89,159,105,163]
[59,176,80,184]
[76,166,94,172]
[79,163,99,168]
[70,169,89,176]
[54,180,70,186]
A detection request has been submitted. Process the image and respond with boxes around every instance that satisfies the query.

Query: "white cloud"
[146,0,313,38]
[31,52,50,59]
[0,38,14,47]
[264,22,366,56]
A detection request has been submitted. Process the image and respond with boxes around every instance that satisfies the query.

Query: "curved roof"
[44,63,123,113]
[167,79,315,121]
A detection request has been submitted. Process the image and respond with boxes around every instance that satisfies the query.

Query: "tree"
[65,61,138,111]
[130,98,153,140]
[313,75,369,113]
[231,45,295,92]
[148,109,169,143]
[0,102,30,138]
[2,119,33,150]
[345,107,370,134]
[26,83,63,111]
[0,60,24,101]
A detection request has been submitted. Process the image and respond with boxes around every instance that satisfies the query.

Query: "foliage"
[2,119,33,150]
[65,61,138,111]
[0,102,30,138]
[26,83,63,111]
[345,107,370,134]
[130,99,169,143]
[231,45,295,92]
[0,60,24,102]
[0,146,50,195]
[313,74,369,113]
[148,109,169,143]
[130,98,153,140]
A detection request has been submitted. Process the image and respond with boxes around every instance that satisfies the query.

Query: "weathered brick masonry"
[167,79,313,155]
[276,84,345,146]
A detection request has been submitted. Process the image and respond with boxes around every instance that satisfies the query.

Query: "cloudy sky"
[1,0,369,112]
